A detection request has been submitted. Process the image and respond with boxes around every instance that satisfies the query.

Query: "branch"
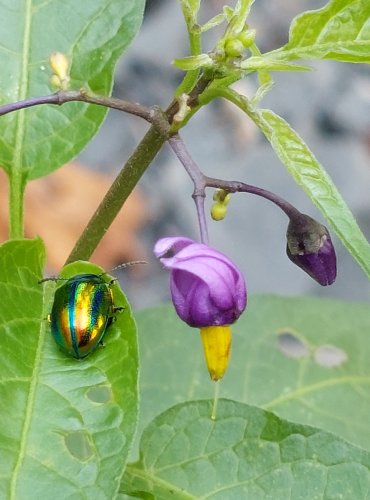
[168,133,303,236]
[167,134,209,244]
[66,73,216,262]
[0,89,157,124]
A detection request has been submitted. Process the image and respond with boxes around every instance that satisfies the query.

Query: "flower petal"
[154,237,194,259]
[155,237,247,327]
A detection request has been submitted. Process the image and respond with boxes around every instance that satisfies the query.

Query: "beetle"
[41,272,123,359]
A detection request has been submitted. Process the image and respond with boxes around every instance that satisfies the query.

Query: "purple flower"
[154,237,247,327]
[286,214,337,286]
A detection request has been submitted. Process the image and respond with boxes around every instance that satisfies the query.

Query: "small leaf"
[259,109,370,280]
[201,13,226,32]
[241,56,312,72]
[133,296,370,455]
[122,400,370,499]
[273,0,370,63]
[0,241,138,498]
[0,0,145,180]
[173,54,214,71]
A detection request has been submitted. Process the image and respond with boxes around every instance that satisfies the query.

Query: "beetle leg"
[113,306,124,313]
[106,307,124,327]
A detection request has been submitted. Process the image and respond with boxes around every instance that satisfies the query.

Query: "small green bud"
[238,29,256,48]
[224,39,244,58]
[211,204,227,221]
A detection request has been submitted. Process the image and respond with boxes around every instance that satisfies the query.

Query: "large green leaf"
[133,296,370,454]
[0,240,138,498]
[122,400,370,499]
[259,109,370,280]
[271,0,370,63]
[0,0,145,180]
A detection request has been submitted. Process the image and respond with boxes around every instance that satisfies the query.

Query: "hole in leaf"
[86,385,112,404]
[65,431,94,461]
[314,344,347,367]
[277,331,309,359]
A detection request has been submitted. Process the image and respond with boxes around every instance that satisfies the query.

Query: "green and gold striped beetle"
[40,262,144,359]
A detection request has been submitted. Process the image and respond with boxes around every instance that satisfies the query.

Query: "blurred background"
[6,0,370,307]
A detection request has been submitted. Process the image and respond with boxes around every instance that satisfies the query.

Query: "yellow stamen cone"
[200,325,232,381]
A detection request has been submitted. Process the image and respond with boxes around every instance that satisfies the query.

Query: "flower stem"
[168,134,209,244]
[205,177,302,220]
[168,133,302,247]
[211,380,220,421]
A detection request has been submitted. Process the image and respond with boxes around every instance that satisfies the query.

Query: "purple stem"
[168,133,303,236]
[205,177,302,221]
[167,134,209,244]
[0,89,156,124]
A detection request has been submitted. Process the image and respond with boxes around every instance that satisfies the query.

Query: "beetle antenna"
[110,260,147,273]
[98,261,147,277]
[38,276,70,284]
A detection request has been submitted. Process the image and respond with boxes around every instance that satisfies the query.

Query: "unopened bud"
[224,39,244,58]
[211,204,227,221]
[238,29,256,48]
[49,51,70,90]
[211,190,230,221]
[286,214,337,286]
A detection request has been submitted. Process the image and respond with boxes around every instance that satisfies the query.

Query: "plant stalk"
[66,124,167,264]
[8,171,25,239]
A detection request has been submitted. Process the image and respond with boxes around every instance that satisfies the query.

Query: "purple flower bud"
[154,237,247,327]
[286,214,337,286]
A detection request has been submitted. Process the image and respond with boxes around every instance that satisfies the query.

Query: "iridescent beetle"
[40,263,144,359]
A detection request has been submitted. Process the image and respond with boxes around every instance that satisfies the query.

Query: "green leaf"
[0,0,145,180]
[200,13,226,33]
[0,240,138,498]
[272,0,370,63]
[259,109,370,280]
[133,296,370,455]
[122,399,370,499]
[240,56,311,72]
[173,54,214,71]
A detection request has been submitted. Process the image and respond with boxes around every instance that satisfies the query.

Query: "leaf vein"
[264,376,370,410]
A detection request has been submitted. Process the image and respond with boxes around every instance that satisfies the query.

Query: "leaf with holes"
[132,296,370,457]
[0,240,138,498]
[271,0,370,63]
[122,399,370,499]
[0,0,144,180]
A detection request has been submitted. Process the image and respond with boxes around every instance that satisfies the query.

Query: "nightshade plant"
[1,1,370,498]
